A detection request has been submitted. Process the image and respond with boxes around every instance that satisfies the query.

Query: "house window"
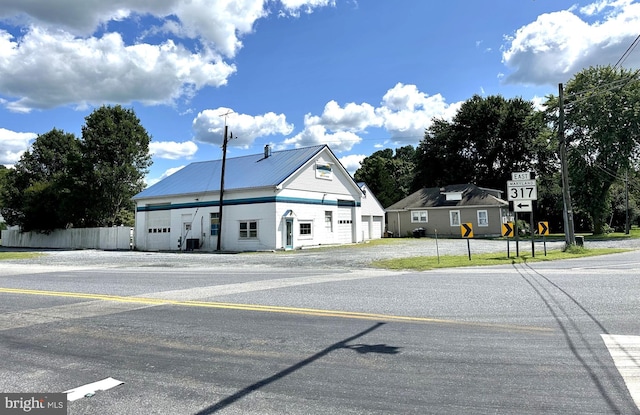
[477,210,489,227]
[325,211,333,231]
[300,222,312,237]
[449,210,461,227]
[210,212,219,236]
[411,210,428,223]
[239,221,258,238]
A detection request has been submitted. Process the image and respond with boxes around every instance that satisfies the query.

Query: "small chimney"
[264,144,272,158]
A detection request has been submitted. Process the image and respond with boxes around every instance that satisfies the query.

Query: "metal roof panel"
[134,145,325,199]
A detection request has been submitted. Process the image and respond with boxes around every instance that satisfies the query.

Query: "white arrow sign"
[513,201,533,212]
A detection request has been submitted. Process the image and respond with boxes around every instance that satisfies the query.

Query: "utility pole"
[558,83,576,246]
[625,169,630,235]
[217,111,233,251]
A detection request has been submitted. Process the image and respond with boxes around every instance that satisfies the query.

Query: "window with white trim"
[449,210,460,227]
[411,210,428,223]
[239,221,258,238]
[477,210,489,227]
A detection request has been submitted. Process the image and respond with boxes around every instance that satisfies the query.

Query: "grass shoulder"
[0,252,45,261]
[371,246,631,271]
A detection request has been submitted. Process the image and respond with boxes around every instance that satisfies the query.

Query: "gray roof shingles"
[134,145,325,199]
[386,184,507,211]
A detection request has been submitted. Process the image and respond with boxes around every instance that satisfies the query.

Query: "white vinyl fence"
[1,227,133,250]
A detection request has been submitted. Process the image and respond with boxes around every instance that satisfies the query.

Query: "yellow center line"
[0,287,552,334]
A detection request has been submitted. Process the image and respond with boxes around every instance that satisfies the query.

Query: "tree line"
[1,66,639,236]
[0,105,151,232]
[355,66,640,235]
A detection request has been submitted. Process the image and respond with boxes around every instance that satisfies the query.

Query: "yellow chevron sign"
[502,222,514,238]
[461,223,473,238]
[538,221,550,236]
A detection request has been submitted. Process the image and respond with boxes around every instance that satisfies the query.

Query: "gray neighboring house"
[385,184,509,237]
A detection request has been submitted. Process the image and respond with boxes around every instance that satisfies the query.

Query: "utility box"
[186,238,199,251]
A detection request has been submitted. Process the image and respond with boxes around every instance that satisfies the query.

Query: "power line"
[614,34,640,68]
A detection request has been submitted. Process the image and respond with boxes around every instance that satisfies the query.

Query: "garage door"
[361,215,370,240]
[337,202,353,243]
[145,210,171,250]
[372,216,383,239]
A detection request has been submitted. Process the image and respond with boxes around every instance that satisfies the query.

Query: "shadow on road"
[513,262,635,414]
[194,322,399,414]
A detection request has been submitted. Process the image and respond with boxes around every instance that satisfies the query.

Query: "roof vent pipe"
[264,144,271,158]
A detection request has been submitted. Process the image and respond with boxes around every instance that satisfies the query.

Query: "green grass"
[0,252,45,261]
[371,246,631,271]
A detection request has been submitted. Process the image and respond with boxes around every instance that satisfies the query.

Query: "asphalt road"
[0,240,639,414]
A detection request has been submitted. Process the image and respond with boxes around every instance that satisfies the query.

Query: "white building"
[132,145,385,251]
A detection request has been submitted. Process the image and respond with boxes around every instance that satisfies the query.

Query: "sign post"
[461,223,473,260]
[538,221,550,256]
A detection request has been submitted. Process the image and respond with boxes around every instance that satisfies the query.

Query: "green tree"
[0,129,81,232]
[414,95,550,191]
[78,105,152,227]
[547,66,640,234]
[354,146,416,207]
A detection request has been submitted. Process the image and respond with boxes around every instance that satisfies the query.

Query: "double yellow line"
[0,287,552,333]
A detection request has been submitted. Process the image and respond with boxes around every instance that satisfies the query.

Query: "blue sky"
[1,0,640,186]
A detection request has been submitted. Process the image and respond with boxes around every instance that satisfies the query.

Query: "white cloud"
[150,140,198,160]
[305,100,382,132]
[279,0,336,17]
[0,0,338,112]
[280,83,462,151]
[338,153,366,176]
[0,0,266,58]
[283,124,362,152]
[146,164,184,187]
[192,107,294,147]
[0,128,36,165]
[502,1,640,85]
[376,83,460,143]
[0,28,235,112]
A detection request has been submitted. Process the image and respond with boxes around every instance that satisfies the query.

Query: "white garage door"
[337,203,353,243]
[361,215,370,240]
[372,216,383,239]
[145,209,171,250]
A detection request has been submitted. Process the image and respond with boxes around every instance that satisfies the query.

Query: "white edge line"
[64,377,124,402]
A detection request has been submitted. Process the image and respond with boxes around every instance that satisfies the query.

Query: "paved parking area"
[4,236,636,270]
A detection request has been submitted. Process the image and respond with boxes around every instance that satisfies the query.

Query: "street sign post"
[538,221,550,256]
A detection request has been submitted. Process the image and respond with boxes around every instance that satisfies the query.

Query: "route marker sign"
[507,179,537,201]
[461,223,473,238]
[502,222,514,238]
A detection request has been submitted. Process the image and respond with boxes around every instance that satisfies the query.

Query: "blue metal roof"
[134,145,326,199]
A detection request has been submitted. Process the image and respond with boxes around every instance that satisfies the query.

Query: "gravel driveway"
[2,237,638,270]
